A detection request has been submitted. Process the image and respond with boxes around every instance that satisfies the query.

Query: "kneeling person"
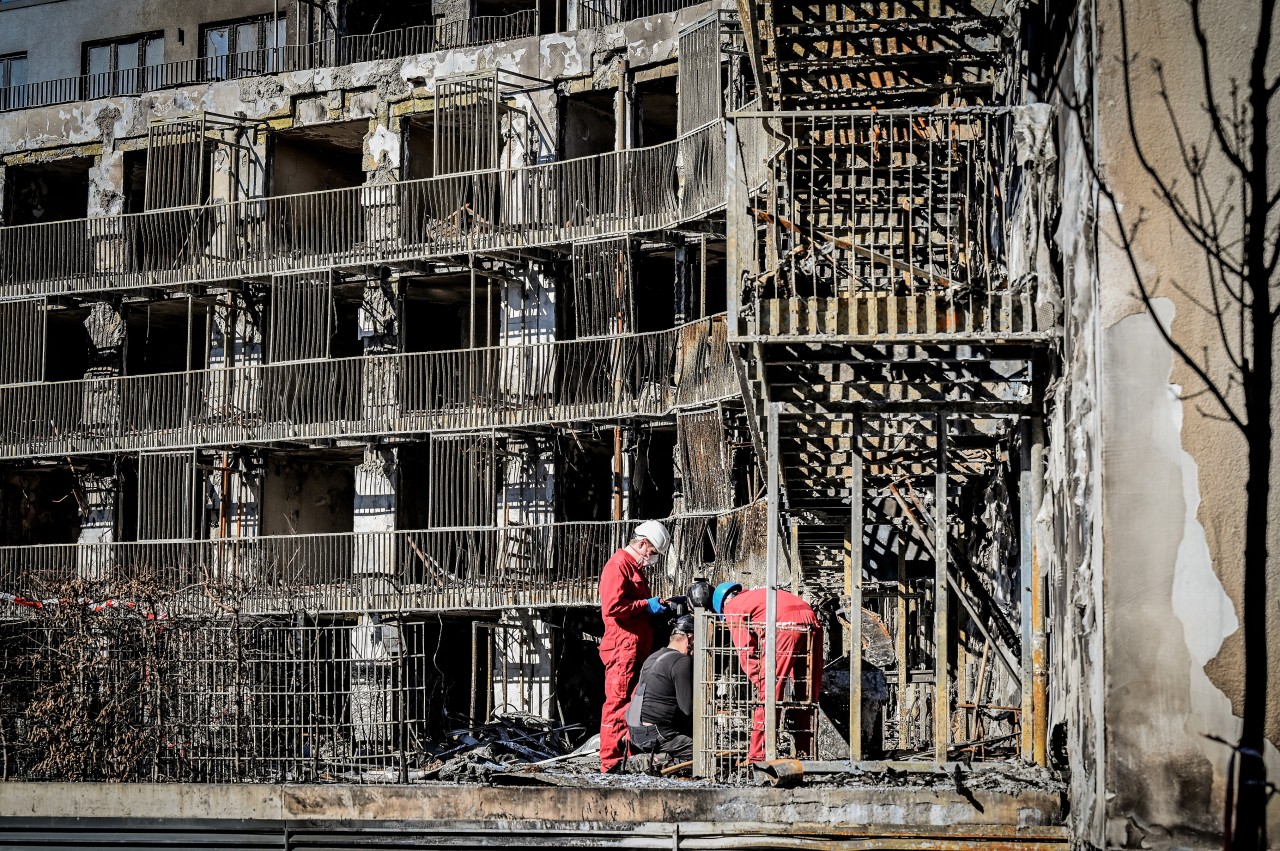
[626,614,695,763]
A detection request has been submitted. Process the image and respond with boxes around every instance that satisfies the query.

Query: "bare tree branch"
[1188,0,1250,172]
[1098,179,1248,433]
[1113,19,1250,280]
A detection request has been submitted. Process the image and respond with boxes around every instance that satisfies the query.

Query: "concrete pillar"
[75,467,118,581]
[360,277,402,428]
[432,0,470,34]
[355,446,399,598]
[82,302,124,432]
[500,264,556,400]
[350,612,401,753]
[361,115,403,249]
[87,150,125,276]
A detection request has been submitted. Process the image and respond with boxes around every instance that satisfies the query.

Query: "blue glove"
[646,596,667,615]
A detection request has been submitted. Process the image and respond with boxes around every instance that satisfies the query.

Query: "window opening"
[0,52,27,111]
[201,15,286,80]
[83,32,165,98]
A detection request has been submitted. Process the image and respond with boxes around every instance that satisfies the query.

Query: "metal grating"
[677,16,723,135]
[0,297,45,385]
[144,118,211,210]
[433,72,502,176]
[570,238,633,338]
[268,271,334,363]
[427,433,500,528]
[136,450,198,541]
[677,407,734,512]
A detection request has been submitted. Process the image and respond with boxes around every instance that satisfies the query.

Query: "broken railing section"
[0,315,736,461]
[0,121,727,297]
[727,108,1046,341]
[570,238,635,338]
[0,505,765,615]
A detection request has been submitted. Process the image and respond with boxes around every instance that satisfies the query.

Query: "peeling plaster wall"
[1048,0,1280,846]
[0,3,715,163]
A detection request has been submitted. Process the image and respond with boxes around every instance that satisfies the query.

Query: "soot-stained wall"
[1049,1,1280,847]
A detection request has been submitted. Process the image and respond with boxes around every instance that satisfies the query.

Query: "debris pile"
[422,714,593,782]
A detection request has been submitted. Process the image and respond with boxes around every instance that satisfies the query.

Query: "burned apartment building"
[0,0,1277,848]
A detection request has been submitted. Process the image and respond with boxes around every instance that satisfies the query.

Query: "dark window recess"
[560,91,615,159]
[3,157,92,225]
[345,0,434,34]
[201,16,285,80]
[83,32,165,98]
[635,77,678,146]
[0,52,27,110]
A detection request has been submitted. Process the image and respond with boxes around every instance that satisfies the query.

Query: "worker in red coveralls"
[713,582,823,762]
[597,520,673,773]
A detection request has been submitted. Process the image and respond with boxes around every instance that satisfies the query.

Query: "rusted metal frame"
[885,481,1020,681]
[847,407,863,760]
[1020,416,1049,766]
[932,410,948,762]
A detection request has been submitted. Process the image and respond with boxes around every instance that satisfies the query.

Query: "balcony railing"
[0,505,762,615]
[0,314,736,460]
[728,108,1046,341]
[0,120,726,297]
[0,0,717,115]
[0,16,542,114]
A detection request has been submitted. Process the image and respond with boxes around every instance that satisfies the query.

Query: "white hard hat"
[634,520,671,555]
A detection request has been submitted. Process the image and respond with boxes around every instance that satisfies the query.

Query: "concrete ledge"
[0,781,1066,833]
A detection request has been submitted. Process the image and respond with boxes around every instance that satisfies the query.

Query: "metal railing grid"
[729,108,1041,339]
[692,610,820,781]
[0,314,736,460]
[0,15,543,114]
[0,121,727,298]
[0,505,763,616]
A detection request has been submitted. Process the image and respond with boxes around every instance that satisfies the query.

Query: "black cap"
[671,614,695,635]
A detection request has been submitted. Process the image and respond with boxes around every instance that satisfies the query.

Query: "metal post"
[848,409,863,760]
[1030,417,1049,766]
[674,241,688,326]
[896,548,910,750]
[1019,418,1034,761]
[764,402,780,761]
[692,610,709,777]
[465,253,476,348]
[933,411,949,763]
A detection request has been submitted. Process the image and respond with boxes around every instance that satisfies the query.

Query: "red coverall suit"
[598,546,654,773]
[724,588,823,762]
